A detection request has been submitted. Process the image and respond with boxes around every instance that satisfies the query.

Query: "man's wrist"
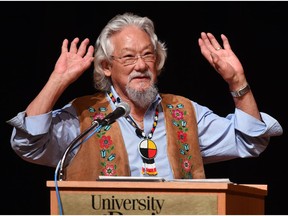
[230,83,250,98]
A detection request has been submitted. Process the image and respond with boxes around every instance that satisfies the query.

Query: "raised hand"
[52,37,94,87]
[25,38,94,116]
[198,32,245,88]
[198,32,261,120]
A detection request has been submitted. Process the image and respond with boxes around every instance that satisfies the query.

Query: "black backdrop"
[1,1,287,214]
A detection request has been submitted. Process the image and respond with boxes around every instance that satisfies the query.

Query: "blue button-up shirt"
[8,87,283,180]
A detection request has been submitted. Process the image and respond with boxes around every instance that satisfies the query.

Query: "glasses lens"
[123,57,136,65]
[114,53,155,66]
[143,54,155,62]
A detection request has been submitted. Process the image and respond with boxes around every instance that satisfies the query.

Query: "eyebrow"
[119,44,154,53]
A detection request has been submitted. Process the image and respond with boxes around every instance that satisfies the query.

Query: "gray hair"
[93,12,167,91]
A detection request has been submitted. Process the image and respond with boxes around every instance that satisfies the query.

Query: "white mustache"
[128,70,153,82]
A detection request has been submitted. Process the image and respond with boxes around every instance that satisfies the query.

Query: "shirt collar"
[108,85,162,108]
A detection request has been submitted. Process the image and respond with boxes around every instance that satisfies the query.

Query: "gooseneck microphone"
[98,102,131,126]
[57,102,130,181]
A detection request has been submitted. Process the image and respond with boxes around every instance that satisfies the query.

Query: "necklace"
[107,91,159,176]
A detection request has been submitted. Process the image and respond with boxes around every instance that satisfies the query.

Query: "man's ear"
[102,61,112,76]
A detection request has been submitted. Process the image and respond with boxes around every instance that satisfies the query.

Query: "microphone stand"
[57,101,130,181]
[57,120,102,181]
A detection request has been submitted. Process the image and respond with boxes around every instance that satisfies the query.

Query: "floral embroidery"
[88,106,118,176]
[182,158,191,172]
[99,135,113,149]
[177,131,187,143]
[176,103,184,109]
[167,103,193,178]
[102,164,116,176]
[88,107,96,112]
[172,109,184,120]
[93,112,105,121]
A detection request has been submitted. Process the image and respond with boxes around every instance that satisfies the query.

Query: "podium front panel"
[47,180,267,215]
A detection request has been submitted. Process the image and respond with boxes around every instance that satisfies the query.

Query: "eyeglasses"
[111,53,156,66]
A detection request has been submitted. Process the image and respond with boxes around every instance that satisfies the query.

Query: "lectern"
[47,180,267,215]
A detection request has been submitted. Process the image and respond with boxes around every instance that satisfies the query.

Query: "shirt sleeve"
[6,103,80,167]
[192,101,283,164]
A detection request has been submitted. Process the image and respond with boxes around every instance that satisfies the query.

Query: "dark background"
[1,1,287,214]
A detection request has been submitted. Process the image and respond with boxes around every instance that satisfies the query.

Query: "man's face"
[104,25,158,100]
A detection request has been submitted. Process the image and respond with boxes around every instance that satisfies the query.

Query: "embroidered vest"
[65,92,205,180]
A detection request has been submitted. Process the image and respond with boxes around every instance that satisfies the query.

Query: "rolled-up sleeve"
[193,102,283,164]
[6,104,80,167]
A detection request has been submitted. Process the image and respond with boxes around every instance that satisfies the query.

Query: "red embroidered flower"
[93,113,105,121]
[103,164,116,176]
[182,159,191,172]
[172,109,184,120]
[100,135,112,149]
[177,131,187,143]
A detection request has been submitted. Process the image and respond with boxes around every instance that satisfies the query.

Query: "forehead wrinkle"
[118,44,154,55]
[111,26,153,55]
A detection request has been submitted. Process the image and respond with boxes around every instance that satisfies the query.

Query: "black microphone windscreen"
[117,102,130,117]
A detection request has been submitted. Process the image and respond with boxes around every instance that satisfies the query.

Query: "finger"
[221,34,231,50]
[199,34,214,64]
[61,39,69,53]
[198,37,211,59]
[207,32,222,51]
[200,32,216,53]
[77,38,90,57]
[69,37,80,53]
[83,45,95,63]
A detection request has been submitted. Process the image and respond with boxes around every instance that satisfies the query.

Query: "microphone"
[57,101,130,181]
[99,102,131,126]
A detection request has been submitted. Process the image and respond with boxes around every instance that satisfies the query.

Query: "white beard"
[126,70,158,108]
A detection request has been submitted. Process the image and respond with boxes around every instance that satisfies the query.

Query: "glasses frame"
[110,52,156,66]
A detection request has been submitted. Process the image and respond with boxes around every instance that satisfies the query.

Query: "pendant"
[138,139,158,176]
[138,139,157,160]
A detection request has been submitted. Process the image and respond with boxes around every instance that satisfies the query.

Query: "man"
[7,13,283,180]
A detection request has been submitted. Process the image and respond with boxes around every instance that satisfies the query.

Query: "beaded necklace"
[107,91,159,176]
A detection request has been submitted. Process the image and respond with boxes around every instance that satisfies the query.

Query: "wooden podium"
[47,180,267,215]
